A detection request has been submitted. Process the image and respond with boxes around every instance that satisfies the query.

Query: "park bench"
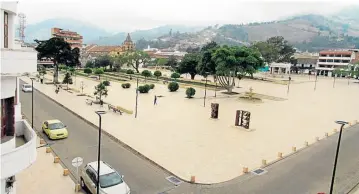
[85,99,93,105]
[108,104,123,115]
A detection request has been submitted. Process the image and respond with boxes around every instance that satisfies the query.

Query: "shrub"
[186,87,196,98]
[149,84,155,89]
[138,84,151,93]
[126,69,134,74]
[121,83,131,88]
[84,68,92,75]
[171,72,180,79]
[102,80,110,86]
[141,70,152,78]
[94,68,104,75]
[168,82,179,92]
[154,70,162,79]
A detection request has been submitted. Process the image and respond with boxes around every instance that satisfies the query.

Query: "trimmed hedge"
[186,87,196,98]
[126,69,135,74]
[103,80,110,86]
[138,84,151,93]
[122,83,131,88]
[149,84,155,89]
[171,72,180,79]
[168,82,179,92]
[84,68,92,74]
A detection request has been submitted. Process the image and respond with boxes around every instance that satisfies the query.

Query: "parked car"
[22,84,32,92]
[80,161,130,194]
[42,119,69,140]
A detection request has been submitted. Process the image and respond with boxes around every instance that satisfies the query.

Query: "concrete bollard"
[40,139,46,145]
[242,167,249,174]
[325,132,329,137]
[292,146,297,152]
[304,141,309,146]
[316,137,319,141]
[261,159,267,167]
[75,184,81,192]
[46,147,51,153]
[63,169,69,176]
[54,156,60,163]
[333,128,337,133]
[190,176,196,183]
[277,152,283,159]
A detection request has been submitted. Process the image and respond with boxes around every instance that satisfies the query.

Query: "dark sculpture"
[211,103,219,119]
[235,110,251,129]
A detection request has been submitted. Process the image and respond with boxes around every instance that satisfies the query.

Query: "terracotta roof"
[87,46,123,52]
[319,51,353,55]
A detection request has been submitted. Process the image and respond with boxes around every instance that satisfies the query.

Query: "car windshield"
[99,172,123,188]
[24,85,31,88]
[48,122,65,130]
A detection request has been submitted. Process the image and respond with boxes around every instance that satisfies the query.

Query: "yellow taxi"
[42,119,69,140]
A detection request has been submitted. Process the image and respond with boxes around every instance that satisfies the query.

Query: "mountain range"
[23,6,359,51]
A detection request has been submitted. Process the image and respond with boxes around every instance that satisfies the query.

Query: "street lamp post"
[204,73,209,107]
[30,77,35,129]
[287,76,291,94]
[314,71,318,91]
[95,110,106,194]
[329,120,348,194]
[135,77,139,118]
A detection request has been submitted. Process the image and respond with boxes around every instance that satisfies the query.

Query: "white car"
[22,84,32,92]
[80,161,130,194]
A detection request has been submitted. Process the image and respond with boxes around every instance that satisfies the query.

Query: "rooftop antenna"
[17,13,26,43]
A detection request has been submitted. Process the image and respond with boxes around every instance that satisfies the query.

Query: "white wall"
[1,76,16,99]
[1,49,37,75]
[0,5,16,49]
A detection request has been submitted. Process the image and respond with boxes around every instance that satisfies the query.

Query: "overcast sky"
[18,0,358,33]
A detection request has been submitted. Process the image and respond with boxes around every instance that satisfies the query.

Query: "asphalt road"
[20,80,175,194]
[20,79,359,194]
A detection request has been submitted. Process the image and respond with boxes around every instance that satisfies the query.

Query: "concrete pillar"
[14,77,22,122]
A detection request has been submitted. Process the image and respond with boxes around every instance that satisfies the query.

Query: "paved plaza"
[20,72,359,183]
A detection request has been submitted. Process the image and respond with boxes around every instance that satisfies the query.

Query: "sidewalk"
[16,136,82,194]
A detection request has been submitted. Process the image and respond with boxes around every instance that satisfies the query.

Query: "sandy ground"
[16,137,81,194]
[22,72,359,184]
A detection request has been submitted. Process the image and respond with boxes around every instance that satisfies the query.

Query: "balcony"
[1,120,37,179]
[1,48,37,76]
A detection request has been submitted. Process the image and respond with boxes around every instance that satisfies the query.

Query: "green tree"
[213,45,264,93]
[177,53,200,80]
[95,55,112,69]
[35,37,80,83]
[154,70,162,80]
[112,54,127,71]
[69,67,75,75]
[197,41,220,82]
[84,68,92,75]
[156,58,168,66]
[124,50,150,73]
[251,36,295,63]
[166,55,178,70]
[94,82,108,101]
[85,60,95,68]
[186,87,196,98]
[141,70,152,82]
[62,72,73,89]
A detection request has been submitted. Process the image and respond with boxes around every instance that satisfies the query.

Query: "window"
[99,172,123,188]
[86,168,97,184]
[48,122,65,130]
[4,12,9,48]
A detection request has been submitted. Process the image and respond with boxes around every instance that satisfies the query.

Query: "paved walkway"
[16,137,81,194]
[20,72,359,183]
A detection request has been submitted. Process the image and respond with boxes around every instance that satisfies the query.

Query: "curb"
[26,82,202,185]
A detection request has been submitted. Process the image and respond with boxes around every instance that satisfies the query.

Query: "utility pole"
[135,77,139,118]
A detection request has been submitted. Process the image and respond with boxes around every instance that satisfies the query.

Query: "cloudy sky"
[18,0,358,33]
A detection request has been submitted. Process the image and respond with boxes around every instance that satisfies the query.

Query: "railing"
[1,120,37,179]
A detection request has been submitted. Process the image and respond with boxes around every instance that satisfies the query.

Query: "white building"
[1,2,37,194]
[269,63,292,74]
[316,50,356,77]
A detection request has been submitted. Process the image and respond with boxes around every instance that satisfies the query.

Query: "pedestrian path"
[16,137,82,194]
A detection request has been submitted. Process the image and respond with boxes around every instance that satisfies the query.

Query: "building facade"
[81,33,135,66]
[1,2,37,194]
[316,50,356,76]
[51,27,83,48]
